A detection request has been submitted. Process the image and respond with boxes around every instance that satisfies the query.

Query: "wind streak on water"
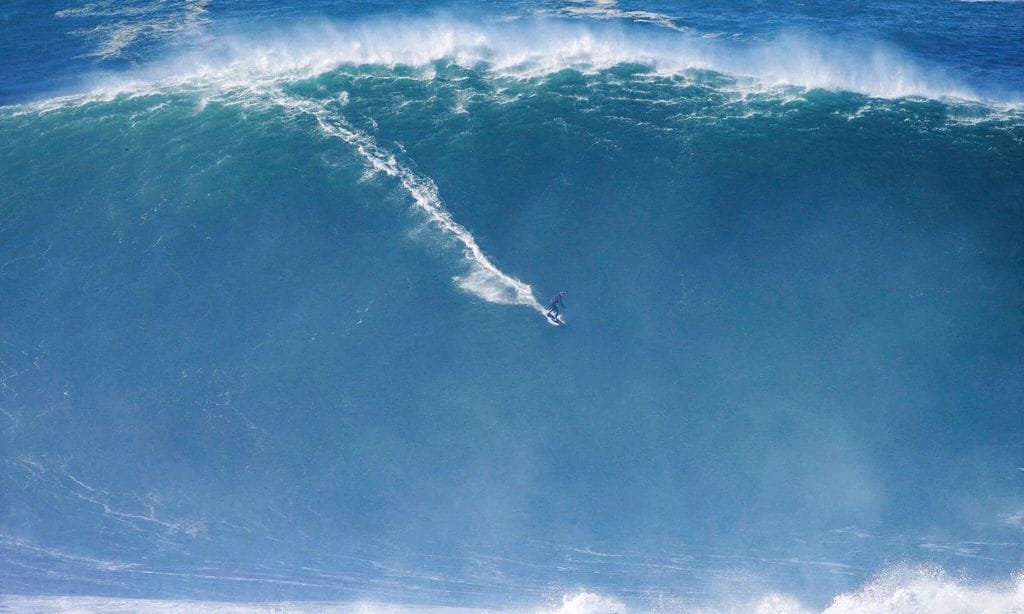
[276,95,546,315]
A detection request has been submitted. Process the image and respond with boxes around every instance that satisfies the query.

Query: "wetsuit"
[547,293,565,319]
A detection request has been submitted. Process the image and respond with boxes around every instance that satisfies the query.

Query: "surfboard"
[547,313,565,326]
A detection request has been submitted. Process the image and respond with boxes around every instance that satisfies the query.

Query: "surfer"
[547,291,566,321]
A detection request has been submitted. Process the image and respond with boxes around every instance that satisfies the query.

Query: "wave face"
[2,0,1024,610]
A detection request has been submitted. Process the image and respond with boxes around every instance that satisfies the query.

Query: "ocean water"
[1,1,1023,611]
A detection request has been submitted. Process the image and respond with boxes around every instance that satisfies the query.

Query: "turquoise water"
[2,2,1023,611]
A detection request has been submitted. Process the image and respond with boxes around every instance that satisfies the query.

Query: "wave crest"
[71,16,996,104]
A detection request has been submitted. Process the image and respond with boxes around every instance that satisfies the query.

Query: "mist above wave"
[75,15,992,104]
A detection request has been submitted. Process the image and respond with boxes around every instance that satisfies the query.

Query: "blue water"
[2,1,1023,611]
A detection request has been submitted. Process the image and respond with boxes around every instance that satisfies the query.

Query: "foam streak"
[282,97,546,315]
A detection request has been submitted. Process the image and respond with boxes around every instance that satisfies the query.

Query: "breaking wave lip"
[26,15,1018,108]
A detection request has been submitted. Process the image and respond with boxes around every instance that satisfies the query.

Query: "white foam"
[748,593,816,614]
[271,95,546,315]
[5,571,1024,613]
[536,591,627,614]
[544,1,689,33]
[56,0,210,60]
[38,16,1007,106]
[823,566,1024,613]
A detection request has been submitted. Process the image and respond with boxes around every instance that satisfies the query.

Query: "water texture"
[1,1,1023,611]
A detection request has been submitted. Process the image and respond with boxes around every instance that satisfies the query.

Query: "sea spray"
[24,17,1004,109]
[2,0,1023,608]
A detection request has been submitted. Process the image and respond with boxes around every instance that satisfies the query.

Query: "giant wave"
[24,15,1017,109]
[2,3,1023,612]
